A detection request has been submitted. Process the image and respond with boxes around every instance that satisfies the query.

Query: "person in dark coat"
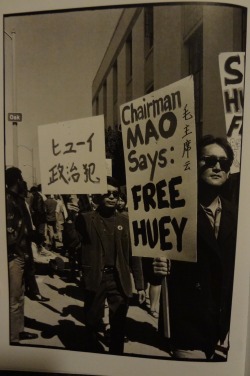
[153,135,238,360]
[5,167,39,343]
[65,176,145,354]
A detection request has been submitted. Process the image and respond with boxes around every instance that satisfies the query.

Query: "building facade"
[92,3,246,140]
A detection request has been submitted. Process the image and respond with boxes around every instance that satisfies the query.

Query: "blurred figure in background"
[44,195,58,251]
[62,194,82,282]
[116,192,128,215]
[55,194,67,246]
[22,181,49,302]
[30,184,47,253]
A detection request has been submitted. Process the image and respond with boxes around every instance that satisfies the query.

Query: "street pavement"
[20,252,171,360]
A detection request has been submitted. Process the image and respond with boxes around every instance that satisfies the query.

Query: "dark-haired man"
[153,135,238,360]
[68,176,145,354]
[5,167,39,344]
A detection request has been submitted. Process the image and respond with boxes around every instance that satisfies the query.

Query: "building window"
[144,6,154,57]
[186,26,203,139]
[146,84,154,95]
[126,33,132,81]
[113,61,118,125]
[242,9,247,51]
[103,80,107,127]
[126,33,132,101]
[144,6,154,94]
[95,96,99,116]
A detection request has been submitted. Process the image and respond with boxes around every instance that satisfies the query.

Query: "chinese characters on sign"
[38,116,107,194]
[219,52,245,174]
[120,76,197,262]
[182,104,194,171]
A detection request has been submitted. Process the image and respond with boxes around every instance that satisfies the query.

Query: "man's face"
[102,184,119,208]
[198,143,231,187]
[117,197,126,211]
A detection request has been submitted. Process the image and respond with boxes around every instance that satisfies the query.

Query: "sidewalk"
[21,256,171,359]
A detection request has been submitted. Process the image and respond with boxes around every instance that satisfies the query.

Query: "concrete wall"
[132,11,145,100]
[154,5,182,90]
[117,45,126,124]
[203,5,235,137]
[106,69,114,127]
[92,8,142,100]
[98,86,104,117]
[92,5,244,137]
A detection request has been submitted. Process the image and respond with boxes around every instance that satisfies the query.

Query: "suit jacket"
[160,197,237,354]
[67,209,144,297]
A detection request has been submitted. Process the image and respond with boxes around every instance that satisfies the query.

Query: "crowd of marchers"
[5,135,238,361]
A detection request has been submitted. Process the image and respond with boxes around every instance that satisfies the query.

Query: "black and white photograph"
[1,0,250,375]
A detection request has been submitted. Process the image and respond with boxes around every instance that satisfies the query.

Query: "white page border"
[0,1,249,375]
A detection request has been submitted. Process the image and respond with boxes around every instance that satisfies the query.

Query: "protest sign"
[121,76,197,261]
[219,52,245,174]
[38,115,107,194]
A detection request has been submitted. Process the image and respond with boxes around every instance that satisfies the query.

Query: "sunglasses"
[200,156,231,172]
[104,190,119,199]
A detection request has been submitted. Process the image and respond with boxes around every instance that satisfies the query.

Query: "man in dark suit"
[67,176,145,355]
[153,135,237,360]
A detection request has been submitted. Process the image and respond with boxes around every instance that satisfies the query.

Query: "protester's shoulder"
[6,190,18,205]
[117,211,129,220]
[79,210,97,220]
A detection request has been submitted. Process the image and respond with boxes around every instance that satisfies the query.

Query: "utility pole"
[4,29,18,166]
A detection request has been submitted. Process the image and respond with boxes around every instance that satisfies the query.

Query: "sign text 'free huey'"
[121,76,197,261]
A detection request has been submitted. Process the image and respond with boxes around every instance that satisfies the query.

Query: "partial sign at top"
[38,115,107,194]
[219,52,245,174]
[121,76,197,262]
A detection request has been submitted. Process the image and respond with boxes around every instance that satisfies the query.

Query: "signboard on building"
[121,75,197,261]
[8,113,22,122]
[219,52,245,174]
[38,115,107,194]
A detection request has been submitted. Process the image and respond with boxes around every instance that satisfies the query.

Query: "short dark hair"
[5,167,23,188]
[119,192,127,204]
[197,135,234,164]
[107,176,120,191]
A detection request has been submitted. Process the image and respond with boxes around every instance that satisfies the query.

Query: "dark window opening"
[186,26,203,139]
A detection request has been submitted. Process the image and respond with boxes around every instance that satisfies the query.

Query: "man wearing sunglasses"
[69,176,145,355]
[154,135,238,360]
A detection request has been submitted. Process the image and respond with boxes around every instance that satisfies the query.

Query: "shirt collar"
[200,196,222,216]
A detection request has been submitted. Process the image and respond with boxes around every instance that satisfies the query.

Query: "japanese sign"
[219,52,245,174]
[38,115,107,194]
[121,76,197,261]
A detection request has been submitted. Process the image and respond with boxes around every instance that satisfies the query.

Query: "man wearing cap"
[67,176,145,355]
[153,135,238,360]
